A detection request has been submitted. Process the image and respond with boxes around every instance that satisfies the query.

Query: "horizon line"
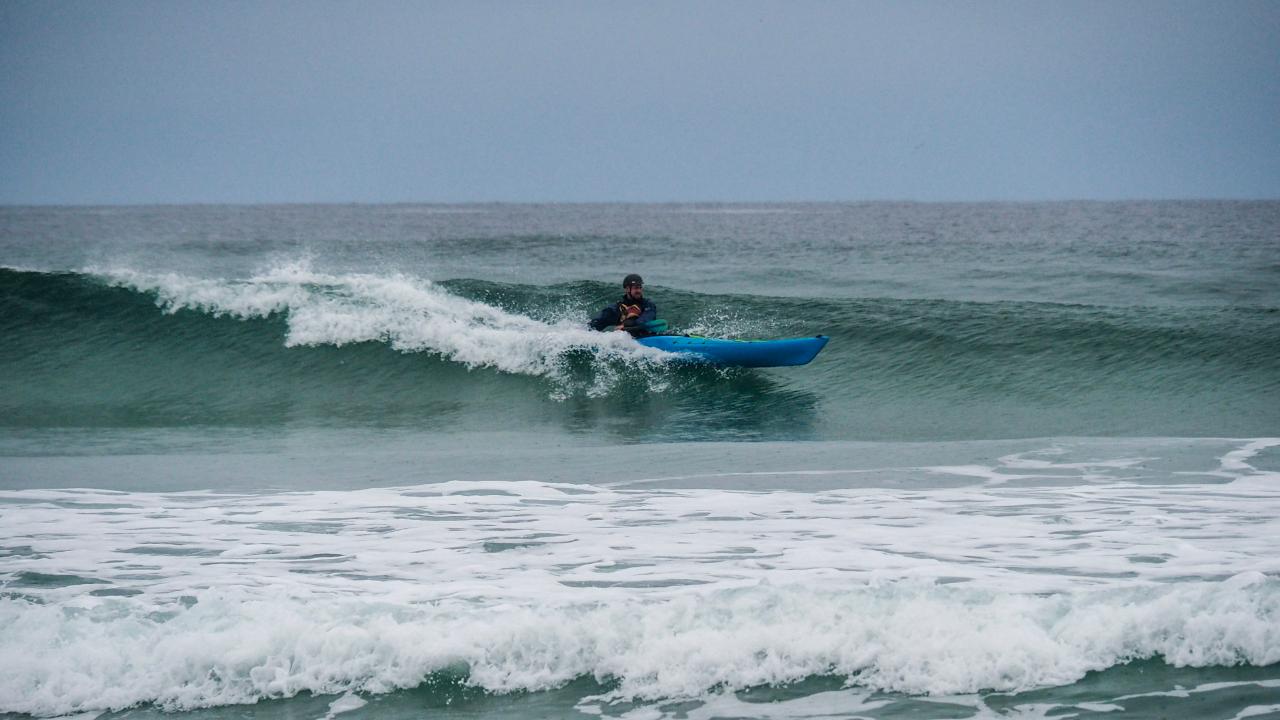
[4,196,1278,210]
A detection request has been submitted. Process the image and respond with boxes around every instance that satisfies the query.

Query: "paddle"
[641,319,669,333]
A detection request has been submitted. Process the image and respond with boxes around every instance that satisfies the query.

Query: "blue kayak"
[636,334,829,367]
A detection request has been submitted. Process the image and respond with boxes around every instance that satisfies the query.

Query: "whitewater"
[97,263,678,394]
[5,445,1280,716]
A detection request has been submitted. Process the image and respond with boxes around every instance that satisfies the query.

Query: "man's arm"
[589,305,620,331]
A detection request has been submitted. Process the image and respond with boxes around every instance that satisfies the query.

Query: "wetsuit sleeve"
[589,305,621,331]
[636,300,657,324]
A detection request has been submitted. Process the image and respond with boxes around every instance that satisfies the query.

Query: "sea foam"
[0,577,1276,716]
[3,463,1280,716]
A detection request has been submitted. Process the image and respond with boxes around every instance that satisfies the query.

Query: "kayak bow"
[636,334,828,368]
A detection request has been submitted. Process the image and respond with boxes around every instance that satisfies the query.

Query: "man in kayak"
[589,273,658,337]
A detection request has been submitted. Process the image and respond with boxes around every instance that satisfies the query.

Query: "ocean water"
[1,202,1278,719]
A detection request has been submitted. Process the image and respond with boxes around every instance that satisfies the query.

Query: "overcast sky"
[2,1,1277,204]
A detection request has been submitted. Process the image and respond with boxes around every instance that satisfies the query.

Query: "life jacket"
[617,301,644,320]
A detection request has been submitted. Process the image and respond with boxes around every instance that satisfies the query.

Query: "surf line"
[601,468,912,489]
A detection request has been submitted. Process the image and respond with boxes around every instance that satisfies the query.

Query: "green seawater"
[1,203,1277,719]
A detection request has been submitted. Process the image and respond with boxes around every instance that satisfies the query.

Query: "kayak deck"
[636,334,828,368]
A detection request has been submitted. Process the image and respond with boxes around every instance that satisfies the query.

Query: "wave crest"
[98,263,671,381]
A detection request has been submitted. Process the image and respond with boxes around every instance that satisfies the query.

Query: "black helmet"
[623,273,643,288]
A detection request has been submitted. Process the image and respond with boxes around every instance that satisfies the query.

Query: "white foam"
[1219,438,1280,475]
[1,580,1276,716]
[3,472,1280,716]
[1110,678,1280,701]
[323,692,367,718]
[91,263,674,390]
[1233,704,1280,720]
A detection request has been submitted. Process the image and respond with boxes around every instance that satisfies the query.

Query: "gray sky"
[2,1,1277,204]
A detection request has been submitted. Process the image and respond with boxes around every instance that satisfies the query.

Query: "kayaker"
[589,273,657,336]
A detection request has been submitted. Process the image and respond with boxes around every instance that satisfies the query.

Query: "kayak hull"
[636,334,828,368]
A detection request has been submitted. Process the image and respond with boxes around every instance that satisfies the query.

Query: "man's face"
[626,283,643,300]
